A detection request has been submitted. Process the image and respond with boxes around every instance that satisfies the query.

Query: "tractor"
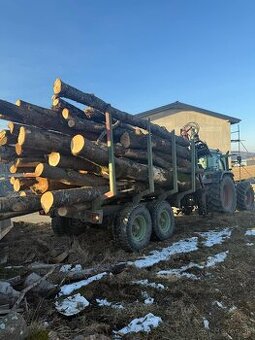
[180,122,254,214]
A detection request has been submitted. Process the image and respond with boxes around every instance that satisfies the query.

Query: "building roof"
[136,101,241,124]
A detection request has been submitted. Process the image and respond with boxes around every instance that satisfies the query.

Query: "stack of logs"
[0,79,194,220]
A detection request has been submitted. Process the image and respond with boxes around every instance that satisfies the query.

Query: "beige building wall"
[147,109,231,153]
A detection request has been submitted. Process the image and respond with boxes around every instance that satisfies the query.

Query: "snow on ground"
[132,237,198,268]
[198,228,232,247]
[59,272,108,296]
[55,293,89,316]
[245,229,255,236]
[96,298,124,309]
[202,317,210,330]
[141,291,154,305]
[246,243,254,246]
[157,251,229,280]
[213,300,227,309]
[113,313,162,336]
[132,279,165,290]
[59,264,82,273]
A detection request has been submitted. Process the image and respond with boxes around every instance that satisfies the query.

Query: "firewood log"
[13,178,37,192]
[48,152,101,173]
[53,78,189,146]
[0,145,16,162]
[0,195,41,213]
[31,178,77,194]
[35,163,107,187]
[41,186,108,213]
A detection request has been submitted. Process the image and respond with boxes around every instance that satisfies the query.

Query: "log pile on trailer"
[0,79,200,250]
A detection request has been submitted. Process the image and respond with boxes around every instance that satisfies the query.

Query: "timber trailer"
[51,118,204,252]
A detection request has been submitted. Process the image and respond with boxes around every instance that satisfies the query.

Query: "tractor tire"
[114,204,152,252]
[149,201,175,240]
[236,182,254,211]
[206,176,237,213]
[51,216,70,236]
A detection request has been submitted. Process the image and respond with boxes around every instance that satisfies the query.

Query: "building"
[137,101,240,152]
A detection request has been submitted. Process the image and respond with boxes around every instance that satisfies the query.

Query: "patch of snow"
[246,243,254,246]
[113,313,162,336]
[55,293,89,316]
[245,229,255,236]
[199,228,232,247]
[133,237,198,268]
[157,251,229,280]
[202,317,210,330]
[59,264,82,273]
[144,297,154,305]
[133,279,165,290]
[205,251,228,268]
[59,272,107,296]
[229,306,237,313]
[213,300,227,309]
[96,298,124,310]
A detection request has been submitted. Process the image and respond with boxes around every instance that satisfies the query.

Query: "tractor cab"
[198,149,229,173]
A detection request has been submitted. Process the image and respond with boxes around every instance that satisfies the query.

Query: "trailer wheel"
[115,204,152,252]
[236,182,254,211]
[51,216,70,236]
[67,218,88,236]
[206,175,237,213]
[149,201,175,240]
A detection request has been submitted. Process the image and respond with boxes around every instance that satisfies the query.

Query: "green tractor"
[198,149,254,213]
[181,122,254,214]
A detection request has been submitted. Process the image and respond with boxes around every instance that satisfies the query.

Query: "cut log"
[15,144,45,159]
[0,195,41,213]
[15,158,44,168]
[48,152,101,173]
[65,114,105,134]
[53,78,189,146]
[84,107,105,122]
[35,163,107,187]
[120,131,191,159]
[52,97,85,119]
[13,178,37,192]
[0,130,17,146]
[31,178,77,194]
[18,126,72,155]
[10,165,35,174]
[41,186,108,213]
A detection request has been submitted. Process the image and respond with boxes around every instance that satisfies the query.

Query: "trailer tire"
[149,201,175,240]
[67,218,88,236]
[115,204,152,252]
[206,175,237,213]
[51,216,70,236]
[236,182,254,211]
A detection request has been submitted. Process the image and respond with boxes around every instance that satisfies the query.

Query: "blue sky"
[0,0,255,150]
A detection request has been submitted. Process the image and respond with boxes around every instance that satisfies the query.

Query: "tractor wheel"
[236,182,254,211]
[51,216,70,236]
[149,201,175,240]
[114,204,152,252]
[206,176,237,213]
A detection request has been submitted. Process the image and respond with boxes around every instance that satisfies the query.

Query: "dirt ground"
[0,210,255,339]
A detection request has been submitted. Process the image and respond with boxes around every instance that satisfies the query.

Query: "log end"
[15,99,21,107]
[41,191,54,213]
[53,78,62,95]
[13,179,20,192]
[17,127,26,145]
[15,143,22,156]
[71,135,85,156]
[62,108,70,120]
[8,122,15,134]
[35,163,44,177]
[48,152,60,167]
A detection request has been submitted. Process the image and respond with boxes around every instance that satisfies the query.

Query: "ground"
[0,210,255,339]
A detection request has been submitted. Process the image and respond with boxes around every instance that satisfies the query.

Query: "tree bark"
[53,78,189,146]
[0,145,16,162]
[48,152,101,173]
[41,186,108,213]
[18,126,72,155]
[31,178,77,194]
[52,97,85,119]
[66,115,105,134]
[15,158,45,168]
[15,144,46,159]
[120,131,191,159]
[0,130,17,146]
[13,178,37,192]
[0,195,41,213]
[35,163,108,187]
